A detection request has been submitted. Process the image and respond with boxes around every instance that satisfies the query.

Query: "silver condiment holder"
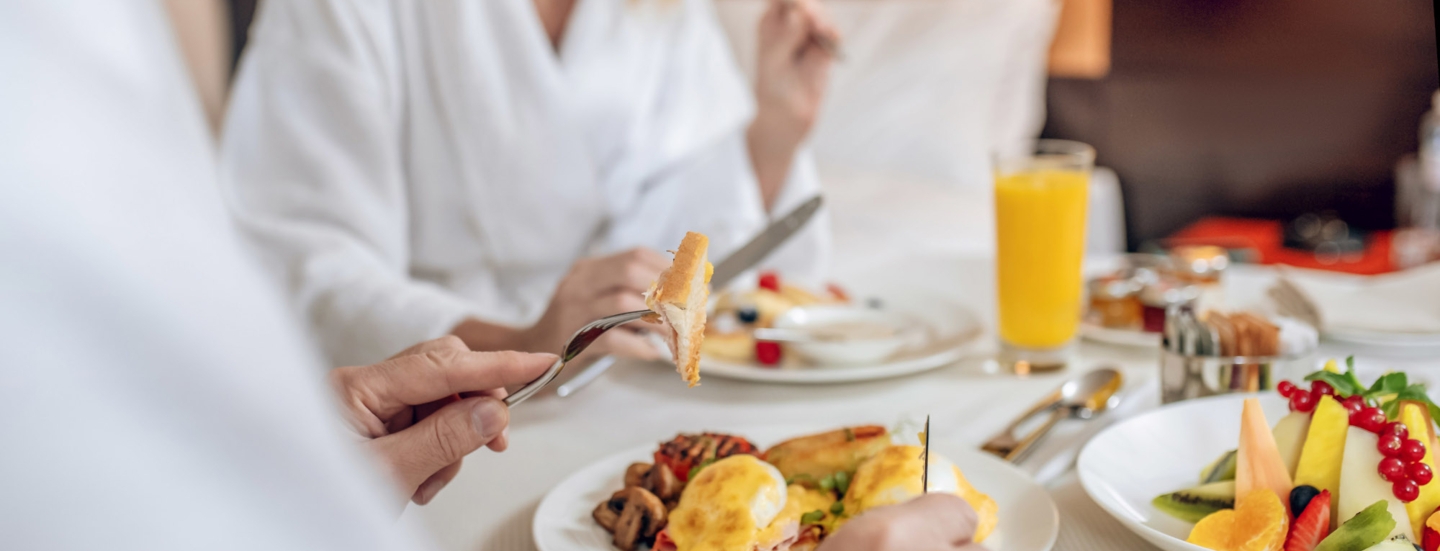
[1159,305,1314,404]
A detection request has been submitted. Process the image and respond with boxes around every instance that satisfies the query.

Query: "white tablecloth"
[397,175,1440,550]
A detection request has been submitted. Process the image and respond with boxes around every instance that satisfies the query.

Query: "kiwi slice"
[1316,501,1396,551]
[1199,449,1238,484]
[1152,481,1236,523]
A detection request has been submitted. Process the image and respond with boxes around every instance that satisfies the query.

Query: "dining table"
[397,171,1440,551]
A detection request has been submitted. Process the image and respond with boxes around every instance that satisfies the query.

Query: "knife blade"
[921,415,931,494]
[709,195,823,289]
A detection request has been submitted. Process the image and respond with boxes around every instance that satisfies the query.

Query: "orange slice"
[1185,490,1288,551]
[1187,509,1236,550]
[1231,489,1288,551]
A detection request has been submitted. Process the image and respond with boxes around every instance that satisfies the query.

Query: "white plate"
[700,304,984,384]
[1080,322,1161,348]
[1077,393,1288,551]
[534,427,1058,551]
[1325,327,1440,349]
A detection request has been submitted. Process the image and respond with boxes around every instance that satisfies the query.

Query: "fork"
[503,310,654,407]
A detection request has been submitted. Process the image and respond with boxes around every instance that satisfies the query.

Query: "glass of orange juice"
[994,140,1094,373]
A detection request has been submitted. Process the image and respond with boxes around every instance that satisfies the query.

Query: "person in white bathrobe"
[2,4,985,548]
[222,0,839,367]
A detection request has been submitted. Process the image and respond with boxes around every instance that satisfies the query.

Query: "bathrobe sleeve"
[220,0,476,366]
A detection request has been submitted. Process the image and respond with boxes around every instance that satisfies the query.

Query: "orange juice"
[995,169,1089,348]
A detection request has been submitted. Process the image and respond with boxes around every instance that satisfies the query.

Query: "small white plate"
[1077,393,1288,551]
[700,303,984,384]
[533,427,1058,551]
[1080,322,1162,348]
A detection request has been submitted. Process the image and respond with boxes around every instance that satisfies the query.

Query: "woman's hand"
[329,336,556,506]
[516,248,669,360]
[817,494,988,551]
[748,0,839,208]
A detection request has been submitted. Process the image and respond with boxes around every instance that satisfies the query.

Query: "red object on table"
[1167,217,1396,275]
[755,341,782,366]
[758,271,781,292]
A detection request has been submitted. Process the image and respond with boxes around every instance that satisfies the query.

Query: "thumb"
[372,396,509,494]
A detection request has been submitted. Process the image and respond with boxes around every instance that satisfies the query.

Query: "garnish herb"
[687,458,715,481]
[786,473,814,485]
[834,471,851,495]
[818,475,835,492]
[800,510,826,525]
[830,501,845,515]
[1302,356,1440,422]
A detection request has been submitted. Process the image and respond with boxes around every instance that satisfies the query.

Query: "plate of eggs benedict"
[533,425,1058,551]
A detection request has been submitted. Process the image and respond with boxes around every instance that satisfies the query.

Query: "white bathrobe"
[222,0,828,366]
[1,2,419,548]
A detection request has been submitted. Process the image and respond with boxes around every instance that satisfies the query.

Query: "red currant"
[1354,408,1387,433]
[1395,479,1421,502]
[758,271,781,292]
[1311,380,1336,397]
[1382,422,1411,441]
[1379,434,1406,457]
[1402,439,1428,463]
[755,341,782,366]
[1381,457,1408,482]
[1409,462,1435,485]
[1341,395,1366,415]
[1277,380,1298,398]
[1290,391,1316,413]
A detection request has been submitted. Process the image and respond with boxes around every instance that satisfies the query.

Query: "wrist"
[746,121,799,208]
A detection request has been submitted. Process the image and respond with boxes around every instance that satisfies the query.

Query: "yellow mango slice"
[1295,395,1347,526]
[1401,402,1440,541]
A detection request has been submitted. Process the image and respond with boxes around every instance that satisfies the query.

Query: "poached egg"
[666,455,830,551]
[839,445,998,543]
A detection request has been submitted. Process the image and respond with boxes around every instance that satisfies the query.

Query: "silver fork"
[502,310,653,407]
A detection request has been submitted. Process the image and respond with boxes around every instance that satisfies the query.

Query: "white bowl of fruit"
[1080,359,1440,551]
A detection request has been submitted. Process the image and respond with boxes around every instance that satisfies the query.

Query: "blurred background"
[205,0,1438,273]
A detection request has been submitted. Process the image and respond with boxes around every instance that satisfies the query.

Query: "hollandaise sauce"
[667,456,787,551]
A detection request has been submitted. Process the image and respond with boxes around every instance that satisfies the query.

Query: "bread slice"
[645,232,712,387]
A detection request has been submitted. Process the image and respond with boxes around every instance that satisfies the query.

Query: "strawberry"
[755,340,782,366]
[758,271,781,292]
[1425,507,1440,551]
[1285,489,1331,551]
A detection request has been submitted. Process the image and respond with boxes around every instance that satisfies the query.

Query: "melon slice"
[1400,402,1440,541]
[1275,411,1313,477]
[1296,395,1349,525]
[1238,397,1295,516]
[1339,426,1414,544]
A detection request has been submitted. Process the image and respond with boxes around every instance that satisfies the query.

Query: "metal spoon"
[980,367,1123,463]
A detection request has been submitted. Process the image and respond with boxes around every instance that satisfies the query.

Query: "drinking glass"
[994,140,1095,373]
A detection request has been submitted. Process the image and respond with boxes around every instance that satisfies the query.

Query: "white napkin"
[1285,263,1440,334]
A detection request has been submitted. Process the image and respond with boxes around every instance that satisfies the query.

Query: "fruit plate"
[1077,393,1289,551]
[533,426,1058,551]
